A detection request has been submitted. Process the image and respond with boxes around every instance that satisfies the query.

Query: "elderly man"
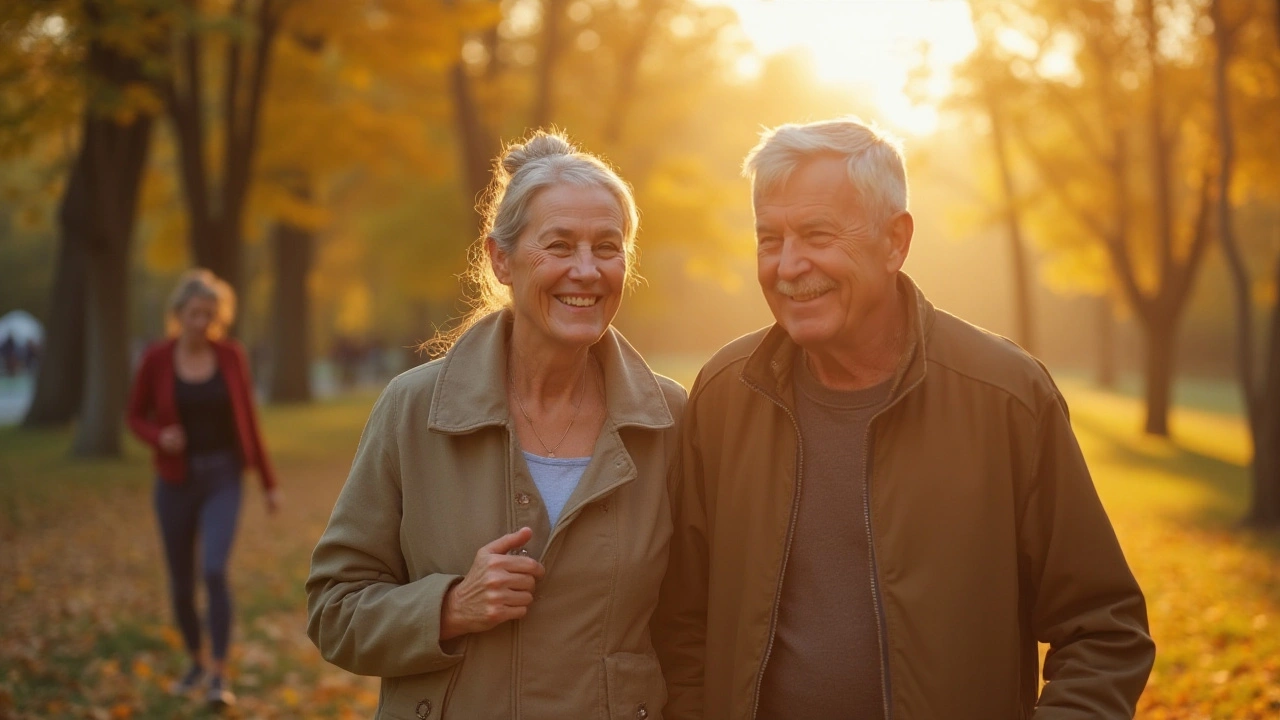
[653,118,1154,720]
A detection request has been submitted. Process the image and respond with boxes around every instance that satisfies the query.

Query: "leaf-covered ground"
[0,396,382,719]
[1,379,1277,718]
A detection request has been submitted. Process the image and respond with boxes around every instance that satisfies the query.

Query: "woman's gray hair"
[742,117,909,233]
[166,268,236,339]
[425,129,640,355]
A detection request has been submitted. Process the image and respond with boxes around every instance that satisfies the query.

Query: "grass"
[1057,380,1280,719]
[0,370,1277,718]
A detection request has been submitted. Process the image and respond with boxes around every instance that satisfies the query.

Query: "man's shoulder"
[689,326,772,398]
[925,309,1060,412]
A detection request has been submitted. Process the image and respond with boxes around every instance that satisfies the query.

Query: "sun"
[709,0,977,136]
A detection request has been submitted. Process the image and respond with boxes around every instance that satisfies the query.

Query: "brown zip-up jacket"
[307,310,685,720]
[654,275,1154,720]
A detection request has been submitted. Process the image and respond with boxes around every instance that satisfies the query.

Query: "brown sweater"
[756,352,892,720]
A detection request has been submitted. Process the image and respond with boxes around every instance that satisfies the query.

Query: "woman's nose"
[568,247,602,280]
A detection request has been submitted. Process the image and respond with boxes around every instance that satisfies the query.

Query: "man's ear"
[885,210,914,272]
[488,236,512,285]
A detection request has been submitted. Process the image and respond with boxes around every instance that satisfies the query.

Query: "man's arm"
[1023,394,1155,719]
[653,402,710,720]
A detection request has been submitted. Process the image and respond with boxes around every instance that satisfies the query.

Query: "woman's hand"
[157,425,186,454]
[440,527,545,641]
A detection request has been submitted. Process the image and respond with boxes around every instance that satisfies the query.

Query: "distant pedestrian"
[126,269,280,708]
[0,334,15,377]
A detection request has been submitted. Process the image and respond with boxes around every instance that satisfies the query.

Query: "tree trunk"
[1247,258,1280,526]
[70,118,153,456]
[603,0,666,144]
[986,88,1035,354]
[1096,292,1116,390]
[71,238,132,456]
[166,0,282,309]
[450,61,498,233]
[70,6,156,457]
[1141,318,1176,436]
[267,209,313,403]
[22,153,89,427]
[531,0,567,128]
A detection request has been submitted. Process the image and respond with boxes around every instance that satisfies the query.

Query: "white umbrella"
[0,310,44,345]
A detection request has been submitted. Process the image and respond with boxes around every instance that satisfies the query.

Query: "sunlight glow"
[706,0,978,136]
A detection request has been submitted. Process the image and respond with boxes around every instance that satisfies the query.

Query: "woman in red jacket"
[127,268,279,708]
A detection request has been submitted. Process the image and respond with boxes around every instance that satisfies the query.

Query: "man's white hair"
[742,117,909,233]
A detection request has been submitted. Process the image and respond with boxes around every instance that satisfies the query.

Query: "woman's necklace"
[509,360,590,458]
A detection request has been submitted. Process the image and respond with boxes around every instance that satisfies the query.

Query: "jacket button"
[515,492,530,505]
[416,699,432,718]
[600,502,609,513]
[636,702,648,719]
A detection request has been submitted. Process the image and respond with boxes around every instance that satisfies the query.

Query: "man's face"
[754,155,908,354]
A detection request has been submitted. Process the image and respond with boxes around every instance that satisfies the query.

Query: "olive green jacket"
[654,275,1154,720]
[307,311,686,720]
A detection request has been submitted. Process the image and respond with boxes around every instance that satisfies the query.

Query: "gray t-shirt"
[757,353,892,720]
[522,452,591,527]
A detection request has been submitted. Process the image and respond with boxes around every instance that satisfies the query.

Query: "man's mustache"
[775,278,837,297]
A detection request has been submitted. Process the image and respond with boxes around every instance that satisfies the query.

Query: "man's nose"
[776,236,810,280]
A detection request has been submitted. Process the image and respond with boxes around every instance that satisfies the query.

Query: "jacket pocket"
[604,651,667,720]
[379,660,465,720]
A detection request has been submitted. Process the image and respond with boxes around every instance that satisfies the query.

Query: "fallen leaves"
[0,398,382,719]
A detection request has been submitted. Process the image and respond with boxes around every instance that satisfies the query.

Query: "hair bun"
[501,131,575,176]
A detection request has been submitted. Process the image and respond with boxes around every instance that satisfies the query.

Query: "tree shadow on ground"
[1071,409,1280,563]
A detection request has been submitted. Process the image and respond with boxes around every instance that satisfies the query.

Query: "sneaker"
[168,664,204,695]
[206,675,237,708]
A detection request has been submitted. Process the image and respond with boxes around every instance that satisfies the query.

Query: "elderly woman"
[307,131,685,720]
[127,269,279,708]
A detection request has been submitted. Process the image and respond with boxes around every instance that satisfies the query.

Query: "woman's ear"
[488,236,512,285]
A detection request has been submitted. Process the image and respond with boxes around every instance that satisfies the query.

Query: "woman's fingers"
[442,529,550,639]
[479,527,533,556]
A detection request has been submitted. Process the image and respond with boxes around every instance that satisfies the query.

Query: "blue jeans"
[154,450,242,662]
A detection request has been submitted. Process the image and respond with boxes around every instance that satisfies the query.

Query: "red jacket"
[127,338,277,489]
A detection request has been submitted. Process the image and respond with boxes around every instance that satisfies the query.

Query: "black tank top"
[175,367,238,455]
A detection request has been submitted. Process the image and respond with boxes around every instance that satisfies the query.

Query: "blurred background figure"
[126,269,280,709]
[0,310,43,422]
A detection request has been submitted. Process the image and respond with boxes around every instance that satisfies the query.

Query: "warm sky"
[707,0,978,135]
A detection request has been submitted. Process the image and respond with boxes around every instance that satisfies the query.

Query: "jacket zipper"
[742,377,805,720]
[863,370,926,720]
[861,418,891,720]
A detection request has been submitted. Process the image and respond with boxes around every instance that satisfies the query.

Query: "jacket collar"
[741,271,936,403]
[428,309,676,433]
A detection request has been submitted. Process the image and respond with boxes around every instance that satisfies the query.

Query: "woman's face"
[177,294,219,341]
[490,183,629,354]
